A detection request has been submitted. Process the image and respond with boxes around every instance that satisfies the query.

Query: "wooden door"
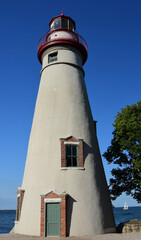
[45,203,60,236]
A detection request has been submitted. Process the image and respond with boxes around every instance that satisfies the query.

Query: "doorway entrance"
[45,203,60,236]
[40,191,66,237]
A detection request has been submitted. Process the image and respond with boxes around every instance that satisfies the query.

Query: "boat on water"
[123,201,128,210]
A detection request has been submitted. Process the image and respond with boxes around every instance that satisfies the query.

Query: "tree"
[103,101,141,203]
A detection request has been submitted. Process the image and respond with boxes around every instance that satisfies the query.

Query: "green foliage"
[103,101,141,203]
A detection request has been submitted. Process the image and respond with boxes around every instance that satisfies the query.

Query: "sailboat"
[123,201,128,210]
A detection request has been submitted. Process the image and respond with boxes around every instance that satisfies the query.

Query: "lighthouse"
[14,14,116,237]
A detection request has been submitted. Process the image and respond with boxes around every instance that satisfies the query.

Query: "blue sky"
[0,0,141,209]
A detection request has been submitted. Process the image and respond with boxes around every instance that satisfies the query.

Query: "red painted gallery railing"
[38,29,87,52]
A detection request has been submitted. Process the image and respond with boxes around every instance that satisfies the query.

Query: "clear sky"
[0,0,141,209]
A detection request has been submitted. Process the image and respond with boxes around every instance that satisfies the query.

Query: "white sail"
[123,201,128,210]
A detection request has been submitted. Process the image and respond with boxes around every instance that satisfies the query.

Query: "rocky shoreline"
[117,219,141,233]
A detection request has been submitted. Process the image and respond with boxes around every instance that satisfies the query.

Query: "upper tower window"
[48,52,58,63]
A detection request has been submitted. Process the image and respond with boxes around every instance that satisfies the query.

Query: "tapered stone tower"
[14,14,115,237]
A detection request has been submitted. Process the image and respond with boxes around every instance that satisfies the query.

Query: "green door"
[45,203,60,236]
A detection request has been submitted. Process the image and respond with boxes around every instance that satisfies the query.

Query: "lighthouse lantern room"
[38,14,87,64]
[14,14,115,237]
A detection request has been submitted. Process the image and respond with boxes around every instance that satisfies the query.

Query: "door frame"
[40,191,67,237]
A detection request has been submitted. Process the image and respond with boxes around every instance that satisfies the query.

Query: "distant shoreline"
[0,206,141,210]
[0,210,16,211]
[0,206,141,211]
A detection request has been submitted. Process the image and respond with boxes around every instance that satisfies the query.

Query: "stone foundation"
[117,219,141,233]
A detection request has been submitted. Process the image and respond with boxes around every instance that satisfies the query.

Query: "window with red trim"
[60,136,83,168]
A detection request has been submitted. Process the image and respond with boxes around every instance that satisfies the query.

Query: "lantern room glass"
[50,18,74,31]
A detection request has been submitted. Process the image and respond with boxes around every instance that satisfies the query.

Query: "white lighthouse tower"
[14,14,116,237]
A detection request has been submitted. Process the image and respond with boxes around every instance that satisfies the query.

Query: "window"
[69,21,74,31]
[51,18,61,31]
[54,18,61,29]
[16,189,25,221]
[60,136,84,168]
[48,52,58,63]
[62,18,68,29]
[16,196,20,221]
[66,145,78,167]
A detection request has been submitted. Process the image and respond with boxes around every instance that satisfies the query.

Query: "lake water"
[0,210,16,234]
[113,206,141,226]
[0,207,141,233]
